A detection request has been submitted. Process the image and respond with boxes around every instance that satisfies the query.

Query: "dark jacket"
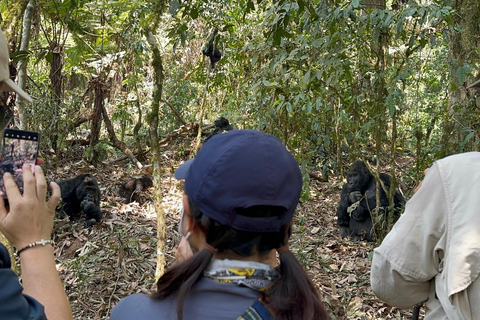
[0,242,47,320]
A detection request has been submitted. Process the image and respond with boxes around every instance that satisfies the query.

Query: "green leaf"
[312,38,322,48]
[46,51,53,64]
[461,130,475,150]
[189,7,198,19]
[302,70,311,85]
[285,102,292,113]
[246,0,255,12]
[169,0,181,15]
[273,29,283,46]
[408,35,415,48]
[10,50,31,62]
[262,80,278,87]
[306,102,312,114]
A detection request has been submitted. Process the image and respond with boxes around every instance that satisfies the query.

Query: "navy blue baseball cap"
[175,130,302,233]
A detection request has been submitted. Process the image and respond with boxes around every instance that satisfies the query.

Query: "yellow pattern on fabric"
[228,268,256,276]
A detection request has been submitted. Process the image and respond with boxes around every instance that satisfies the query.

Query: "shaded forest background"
[1,0,480,319]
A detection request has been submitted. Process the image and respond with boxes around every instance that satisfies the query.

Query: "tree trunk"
[15,0,35,129]
[50,46,63,104]
[195,72,210,153]
[100,97,143,168]
[146,29,166,280]
[90,78,104,165]
[133,92,145,162]
[369,0,390,242]
[442,0,480,156]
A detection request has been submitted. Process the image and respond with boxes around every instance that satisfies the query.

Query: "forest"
[1,0,480,319]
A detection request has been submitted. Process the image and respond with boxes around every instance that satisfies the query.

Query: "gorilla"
[56,174,102,226]
[119,175,153,204]
[202,29,222,69]
[336,160,405,241]
[205,117,234,142]
[202,43,222,69]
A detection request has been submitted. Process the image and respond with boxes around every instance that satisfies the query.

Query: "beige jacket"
[371,152,480,320]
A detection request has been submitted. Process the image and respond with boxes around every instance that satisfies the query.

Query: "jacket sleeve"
[0,243,47,320]
[370,164,446,309]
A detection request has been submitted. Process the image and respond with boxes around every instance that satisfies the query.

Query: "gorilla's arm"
[336,184,351,227]
[81,200,102,226]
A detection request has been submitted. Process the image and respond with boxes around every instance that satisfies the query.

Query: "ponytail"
[266,250,329,319]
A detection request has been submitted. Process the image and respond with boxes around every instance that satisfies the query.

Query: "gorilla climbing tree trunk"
[146,29,166,279]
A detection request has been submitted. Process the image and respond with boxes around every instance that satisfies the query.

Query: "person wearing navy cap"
[111,130,329,320]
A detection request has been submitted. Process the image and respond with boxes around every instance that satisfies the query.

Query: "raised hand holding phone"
[0,129,40,198]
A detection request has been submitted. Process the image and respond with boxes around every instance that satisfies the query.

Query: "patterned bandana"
[204,259,279,291]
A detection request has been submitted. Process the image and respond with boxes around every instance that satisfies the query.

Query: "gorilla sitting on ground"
[119,175,153,204]
[336,160,405,241]
[57,174,102,226]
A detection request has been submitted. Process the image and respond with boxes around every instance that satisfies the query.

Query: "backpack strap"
[237,298,274,320]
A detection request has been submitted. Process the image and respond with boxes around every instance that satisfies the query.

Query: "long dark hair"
[152,198,329,320]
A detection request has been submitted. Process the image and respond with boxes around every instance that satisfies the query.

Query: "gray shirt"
[110,277,262,320]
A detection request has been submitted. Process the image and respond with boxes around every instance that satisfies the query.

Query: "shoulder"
[435,152,480,173]
[110,293,175,320]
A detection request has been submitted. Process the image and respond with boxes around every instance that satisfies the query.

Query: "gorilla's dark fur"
[205,117,233,142]
[336,161,405,241]
[57,174,102,226]
[202,43,222,68]
[119,175,153,204]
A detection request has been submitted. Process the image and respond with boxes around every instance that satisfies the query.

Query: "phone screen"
[0,129,40,198]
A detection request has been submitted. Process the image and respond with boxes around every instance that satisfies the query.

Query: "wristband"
[17,239,54,255]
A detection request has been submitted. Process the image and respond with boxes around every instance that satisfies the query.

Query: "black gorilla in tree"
[57,174,102,227]
[119,175,153,204]
[202,29,222,69]
[336,160,405,241]
[205,116,234,142]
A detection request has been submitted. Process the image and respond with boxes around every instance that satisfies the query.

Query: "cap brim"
[0,79,32,102]
[174,159,194,179]
[467,79,480,89]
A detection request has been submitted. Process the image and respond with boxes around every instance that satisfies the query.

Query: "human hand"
[175,236,193,263]
[0,164,61,249]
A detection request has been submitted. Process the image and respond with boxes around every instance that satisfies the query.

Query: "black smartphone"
[0,129,40,198]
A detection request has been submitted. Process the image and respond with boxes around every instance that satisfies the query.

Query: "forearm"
[371,249,430,308]
[336,203,350,226]
[20,245,73,320]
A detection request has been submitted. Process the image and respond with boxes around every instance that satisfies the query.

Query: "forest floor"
[42,129,421,320]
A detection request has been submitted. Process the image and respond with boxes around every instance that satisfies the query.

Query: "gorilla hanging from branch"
[336,160,405,241]
[202,29,222,69]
